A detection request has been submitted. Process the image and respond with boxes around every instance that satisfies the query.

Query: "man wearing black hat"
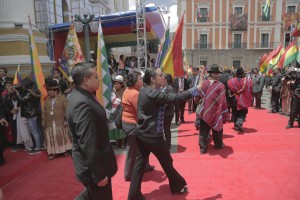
[227,67,253,133]
[196,64,229,154]
[252,68,264,109]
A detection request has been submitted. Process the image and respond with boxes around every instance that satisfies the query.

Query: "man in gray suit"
[252,68,264,109]
[67,62,118,200]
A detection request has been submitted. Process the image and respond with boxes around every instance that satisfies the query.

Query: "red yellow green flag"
[28,16,47,107]
[260,44,282,74]
[161,13,185,77]
[278,41,298,68]
[13,64,22,85]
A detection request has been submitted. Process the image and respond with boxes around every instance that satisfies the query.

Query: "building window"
[234,7,243,15]
[287,6,296,13]
[199,61,207,67]
[261,34,269,48]
[262,6,271,21]
[199,34,207,49]
[197,8,208,22]
[233,34,242,48]
[284,33,291,47]
[233,60,241,68]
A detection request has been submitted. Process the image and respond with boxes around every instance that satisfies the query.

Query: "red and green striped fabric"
[161,14,185,78]
[278,41,298,68]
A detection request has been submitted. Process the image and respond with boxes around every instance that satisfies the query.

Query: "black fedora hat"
[207,64,221,73]
[47,79,60,90]
[236,66,245,75]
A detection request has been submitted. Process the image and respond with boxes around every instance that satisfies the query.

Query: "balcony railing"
[191,42,298,50]
[196,16,209,22]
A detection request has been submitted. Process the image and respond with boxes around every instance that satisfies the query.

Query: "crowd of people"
[0,57,299,199]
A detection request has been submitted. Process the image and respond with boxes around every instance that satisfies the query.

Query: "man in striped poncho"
[196,64,229,155]
[227,67,253,133]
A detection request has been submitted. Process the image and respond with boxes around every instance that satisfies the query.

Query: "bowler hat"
[5,77,14,84]
[47,79,60,90]
[207,64,221,73]
[236,67,245,75]
[192,66,199,71]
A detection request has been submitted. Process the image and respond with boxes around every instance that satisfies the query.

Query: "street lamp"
[74,7,98,62]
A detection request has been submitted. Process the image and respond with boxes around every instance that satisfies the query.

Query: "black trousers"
[188,98,197,112]
[0,126,5,164]
[199,119,223,150]
[175,100,186,122]
[253,91,262,108]
[122,122,151,180]
[235,109,248,127]
[128,135,186,200]
[163,116,173,149]
[75,179,112,200]
[288,96,300,126]
[271,92,280,112]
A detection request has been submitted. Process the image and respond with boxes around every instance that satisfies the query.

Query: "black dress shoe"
[286,124,293,129]
[176,121,180,125]
[200,148,207,154]
[144,165,155,172]
[172,186,189,195]
[215,143,225,150]
[235,124,244,132]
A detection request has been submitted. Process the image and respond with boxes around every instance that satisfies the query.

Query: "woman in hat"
[42,79,72,159]
[109,75,126,149]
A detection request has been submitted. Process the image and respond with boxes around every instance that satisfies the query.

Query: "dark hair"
[163,73,173,85]
[127,68,142,87]
[0,67,7,74]
[143,67,158,85]
[71,62,95,85]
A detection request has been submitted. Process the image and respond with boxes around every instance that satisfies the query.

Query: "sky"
[128,0,178,32]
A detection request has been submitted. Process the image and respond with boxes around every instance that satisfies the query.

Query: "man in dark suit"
[0,96,9,166]
[188,66,200,113]
[0,67,7,94]
[270,68,283,113]
[173,76,190,124]
[67,62,118,200]
[252,68,264,109]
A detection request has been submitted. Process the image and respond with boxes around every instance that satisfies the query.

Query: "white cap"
[114,75,124,83]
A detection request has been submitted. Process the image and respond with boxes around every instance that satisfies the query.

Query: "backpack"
[113,104,123,129]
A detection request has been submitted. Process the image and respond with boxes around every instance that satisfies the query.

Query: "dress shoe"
[235,124,244,132]
[215,143,225,150]
[144,165,155,172]
[286,124,293,129]
[188,111,192,114]
[200,148,207,155]
[176,121,180,125]
[172,186,189,195]
[181,119,185,123]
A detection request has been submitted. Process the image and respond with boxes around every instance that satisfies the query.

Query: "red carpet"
[1,107,300,200]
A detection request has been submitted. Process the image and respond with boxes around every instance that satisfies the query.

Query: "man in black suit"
[0,67,7,94]
[270,68,283,113]
[67,62,118,200]
[173,76,190,124]
[0,96,9,166]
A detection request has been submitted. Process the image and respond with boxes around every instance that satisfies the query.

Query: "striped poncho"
[227,77,253,110]
[198,79,229,131]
